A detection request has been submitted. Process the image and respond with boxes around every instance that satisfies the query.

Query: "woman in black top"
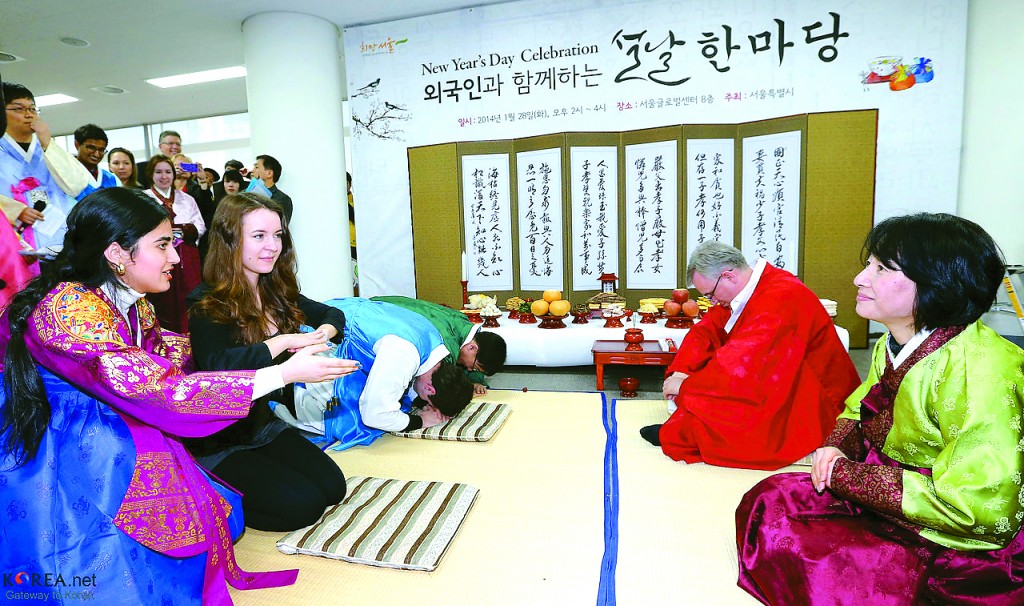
[187,193,357,531]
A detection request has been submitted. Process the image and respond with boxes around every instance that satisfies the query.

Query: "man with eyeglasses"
[640,240,860,471]
[0,73,35,308]
[1,81,91,261]
[136,130,182,188]
[73,123,121,200]
[372,295,507,395]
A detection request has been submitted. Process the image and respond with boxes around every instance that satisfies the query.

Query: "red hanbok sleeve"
[666,304,730,376]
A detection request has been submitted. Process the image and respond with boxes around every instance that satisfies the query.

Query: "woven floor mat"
[277,476,478,572]
[391,401,511,441]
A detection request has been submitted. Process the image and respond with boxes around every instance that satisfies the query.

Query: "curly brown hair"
[192,193,304,344]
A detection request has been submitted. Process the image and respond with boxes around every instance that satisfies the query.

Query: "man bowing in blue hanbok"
[281,297,474,450]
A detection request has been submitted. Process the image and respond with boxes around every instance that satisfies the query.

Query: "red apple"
[672,288,690,304]
[663,300,682,317]
[681,300,700,318]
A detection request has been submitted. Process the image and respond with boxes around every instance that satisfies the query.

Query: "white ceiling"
[0,0,514,134]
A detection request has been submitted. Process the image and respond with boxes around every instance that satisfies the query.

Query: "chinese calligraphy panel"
[686,138,735,250]
[570,146,619,291]
[624,140,678,289]
[515,148,565,291]
[461,153,514,291]
[741,130,802,274]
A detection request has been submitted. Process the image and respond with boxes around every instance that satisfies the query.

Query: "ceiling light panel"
[35,94,79,107]
[146,66,247,89]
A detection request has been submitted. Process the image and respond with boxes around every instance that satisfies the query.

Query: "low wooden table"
[591,339,677,390]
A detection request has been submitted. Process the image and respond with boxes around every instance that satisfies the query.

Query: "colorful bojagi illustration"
[861,56,933,91]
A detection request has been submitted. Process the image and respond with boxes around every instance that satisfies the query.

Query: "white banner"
[516,148,565,291]
[345,0,967,296]
[624,140,678,289]
[741,131,802,273]
[570,146,619,291]
[686,139,735,250]
[462,153,514,290]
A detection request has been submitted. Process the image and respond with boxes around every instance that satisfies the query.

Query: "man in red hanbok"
[641,241,861,470]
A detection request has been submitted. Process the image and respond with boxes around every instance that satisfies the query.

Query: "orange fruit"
[531,300,550,316]
[549,300,571,316]
[543,289,562,303]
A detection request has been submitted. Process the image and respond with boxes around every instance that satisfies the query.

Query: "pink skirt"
[736,473,1024,605]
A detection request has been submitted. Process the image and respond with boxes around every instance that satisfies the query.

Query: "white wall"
[959,0,1024,263]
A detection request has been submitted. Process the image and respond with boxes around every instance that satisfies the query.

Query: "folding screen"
[408,109,876,346]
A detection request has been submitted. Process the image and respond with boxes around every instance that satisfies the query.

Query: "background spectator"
[137,130,182,188]
[108,147,140,189]
[72,123,120,200]
[143,154,204,332]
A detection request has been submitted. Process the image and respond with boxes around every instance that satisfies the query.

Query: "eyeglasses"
[701,272,727,301]
[160,140,181,148]
[82,143,107,155]
[5,104,40,116]
[467,349,485,374]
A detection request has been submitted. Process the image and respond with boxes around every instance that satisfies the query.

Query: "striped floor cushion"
[392,401,511,441]
[277,476,479,571]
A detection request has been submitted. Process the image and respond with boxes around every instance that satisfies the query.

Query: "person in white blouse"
[141,154,205,332]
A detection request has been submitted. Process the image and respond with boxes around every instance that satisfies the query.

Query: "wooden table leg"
[595,361,605,390]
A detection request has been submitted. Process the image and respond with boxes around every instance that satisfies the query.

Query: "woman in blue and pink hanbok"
[0,189,353,604]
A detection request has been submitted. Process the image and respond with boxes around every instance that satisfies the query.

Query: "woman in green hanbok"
[737,213,1024,605]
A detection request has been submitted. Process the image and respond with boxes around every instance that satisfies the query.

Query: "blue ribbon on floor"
[597,393,619,605]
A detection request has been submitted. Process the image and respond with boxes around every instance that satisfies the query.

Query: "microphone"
[17,199,47,234]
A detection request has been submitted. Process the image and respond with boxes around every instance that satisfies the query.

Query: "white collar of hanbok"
[418,344,451,376]
[404,344,458,402]
[461,323,481,348]
[887,327,934,369]
[2,132,39,160]
[724,258,767,333]
[100,281,145,322]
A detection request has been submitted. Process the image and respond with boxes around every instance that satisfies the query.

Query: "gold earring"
[114,262,126,276]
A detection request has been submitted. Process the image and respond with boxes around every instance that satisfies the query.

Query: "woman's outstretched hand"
[278,343,359,384]
[266,329,330,357]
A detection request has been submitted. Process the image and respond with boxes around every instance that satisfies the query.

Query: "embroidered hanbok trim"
[823,417,865,460]
[831,457,905,518]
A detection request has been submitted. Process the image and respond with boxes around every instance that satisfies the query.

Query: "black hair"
[2,81,33,104]
[224,159,244,171]
[863,212,1005,331]
[257,154,283,181]
[474,331,506,376]
[429,362,474,417]
[73,123,108,146]
[2,188,171,467]
[108,146,135,163]
[223,169,244,185]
